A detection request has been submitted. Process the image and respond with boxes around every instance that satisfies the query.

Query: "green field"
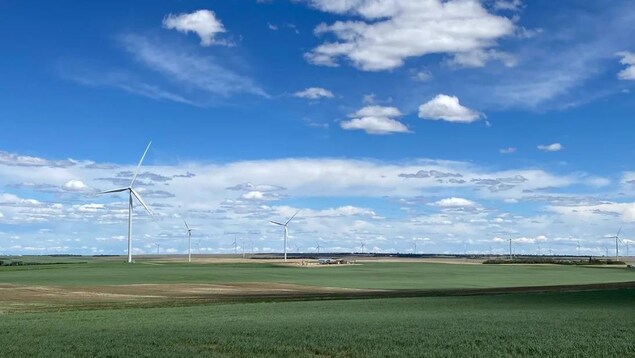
[1,289,634,357]
[1,259,634,289]
[1,258,635,357]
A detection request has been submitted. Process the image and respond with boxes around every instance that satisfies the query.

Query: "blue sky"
[1,0,635,256]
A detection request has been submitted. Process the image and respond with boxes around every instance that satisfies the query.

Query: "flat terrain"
[1,256,634,356]
[1,289,634,357]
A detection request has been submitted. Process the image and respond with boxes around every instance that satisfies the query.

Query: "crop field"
[1,257,635,356]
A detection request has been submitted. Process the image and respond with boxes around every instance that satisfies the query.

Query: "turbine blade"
[99,187,129,194]
[285,210,301,225]
[130,141,152,187]
[183,218,191,230]
[616,225,623,238]
[270,221,285,226]
[130,188,153,216]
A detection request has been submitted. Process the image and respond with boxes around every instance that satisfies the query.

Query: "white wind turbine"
[183,219,195,263]
[100,142,153,263]
[315,241,322,255]
[270,210,300,262]
[608,226,623,261]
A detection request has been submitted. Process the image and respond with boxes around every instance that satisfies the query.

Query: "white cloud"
[493,0,523,11]
[305,0,515,71]
[418,94,483,123]
[499,147,516,154]
[537,143,563,152]
[433,197,477,208]
[63,180,89,192]
[412,70,432,82]
[293,87,334,99]
[120,34,267,98]
[163,10,226,46]
[340,105,409,134]
[0,148,629,255]
[616,51,635,80]
[0,151,75,168]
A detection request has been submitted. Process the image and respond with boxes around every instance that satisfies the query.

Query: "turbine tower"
[508,238,513,260]
[183,219,194,263]
[270,210,300,262]
[100,142,153,263]
[609,226,622,261]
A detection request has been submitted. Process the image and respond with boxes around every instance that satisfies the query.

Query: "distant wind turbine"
[232,237,238,255]
[99,142,153,264]
[155,242,160,255]
[183,219,195,263]
[508,238,513,259]
[315,241,322,255]
[608,226,623,261]
[270,210,300,262]
[359,242,366,254]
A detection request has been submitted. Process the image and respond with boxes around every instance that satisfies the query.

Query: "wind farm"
[3,0,635,356]
[2,140,634,356]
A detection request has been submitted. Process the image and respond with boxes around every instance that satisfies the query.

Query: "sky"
[1,0,635,257]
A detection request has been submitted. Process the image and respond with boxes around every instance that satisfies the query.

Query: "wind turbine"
[183,219,194,263]
[609,226,622,261]
[270,210,300,262]
[508,238,513,260]
[99,142,153,263]
[155,242,160,255]
[232,237,238,255]
[577,241,581,256]
[359,242,366,254]
[315,241,322,255]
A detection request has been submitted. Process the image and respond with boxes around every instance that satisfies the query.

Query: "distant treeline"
[483,258,626,265]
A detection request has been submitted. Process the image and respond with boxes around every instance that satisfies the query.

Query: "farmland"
[1,257,634,356]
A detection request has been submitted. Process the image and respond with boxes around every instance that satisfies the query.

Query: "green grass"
[1,289,634,357]
[1,260,634,289]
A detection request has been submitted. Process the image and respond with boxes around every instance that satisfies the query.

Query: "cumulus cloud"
[0,193,41,207]
[412,70,432,82]
[62,180,89,192]
[0,148,628,255]
[340,105,409,135]
[0,151,75,168]
[399,170,463,179]
[432,197,477,208]
[418,94,483,123]
[537,143,563,152]
[163,10,226,46]
[305,0,515,71]
[616,51,635,80]
[493,0,523,11]
[293,87,335,99]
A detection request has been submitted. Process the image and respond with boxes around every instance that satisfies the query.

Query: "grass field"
[1,259,634,289]
[1,257,634,356]
[1,289,634,357]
